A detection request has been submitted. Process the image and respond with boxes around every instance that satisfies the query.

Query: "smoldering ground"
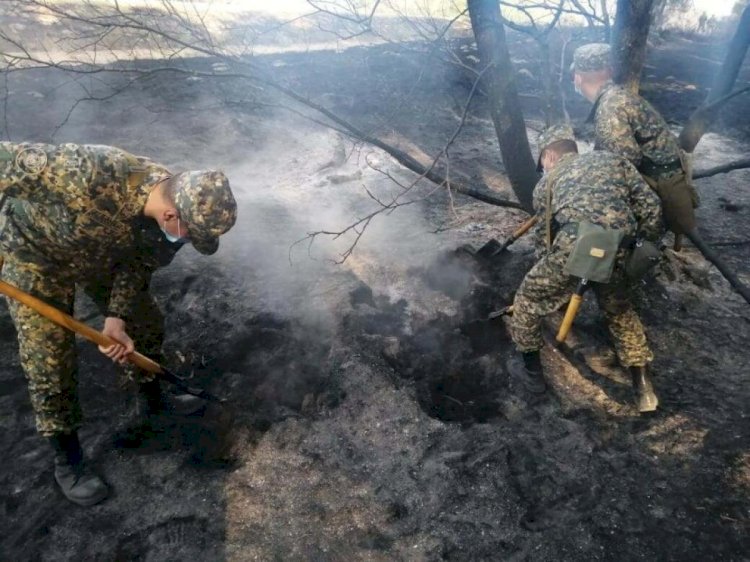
[0,8,749,562]
[0,77,504,558]
[156,114,482,426]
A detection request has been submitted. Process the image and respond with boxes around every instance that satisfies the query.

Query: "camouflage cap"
[536,123,576,171]
[570,43,611,73]
[172,170,237,255]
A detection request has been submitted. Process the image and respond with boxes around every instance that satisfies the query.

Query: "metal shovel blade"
[475,238,503,258]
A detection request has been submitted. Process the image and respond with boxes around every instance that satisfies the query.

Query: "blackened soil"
[338,248,750,560]
[0,18,749,562]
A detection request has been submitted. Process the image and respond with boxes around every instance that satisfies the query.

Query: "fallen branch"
[687,231,750,305]
[705,239,750,247]
[250,71,525,210]
[679,86,750,155]
[2,4,523,212]
[694,158,750,179]
[289,63,525,263]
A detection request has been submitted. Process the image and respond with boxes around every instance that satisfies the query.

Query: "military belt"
[559,222,579,236]
[639,158,682,179]
[620,234,637,250]
[544,221,578,251]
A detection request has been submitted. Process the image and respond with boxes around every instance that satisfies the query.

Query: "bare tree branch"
[2,0,533,266]
[694,158,750,179]
[290,61,524,263]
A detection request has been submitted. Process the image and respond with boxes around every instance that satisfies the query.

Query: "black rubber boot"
[630,366,659,413]
[48,432,108,507]
[508,351,547,394]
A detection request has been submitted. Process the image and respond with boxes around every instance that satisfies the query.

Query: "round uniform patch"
[15,147,48,175]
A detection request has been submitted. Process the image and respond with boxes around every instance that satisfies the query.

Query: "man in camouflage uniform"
[571,43,699,236]
[0,142,237,506]
[509,124,663,414]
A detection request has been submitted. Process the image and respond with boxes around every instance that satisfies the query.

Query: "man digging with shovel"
[0,142,237,506]
[507,125,663,414]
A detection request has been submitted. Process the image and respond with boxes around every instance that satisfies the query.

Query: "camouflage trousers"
[2,257,164,437]
[511,237,654,367]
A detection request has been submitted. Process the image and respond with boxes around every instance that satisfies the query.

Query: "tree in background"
[733,1,750,17]
[0,0,747,267]
[611,0,655,92]
[468,0,538,210]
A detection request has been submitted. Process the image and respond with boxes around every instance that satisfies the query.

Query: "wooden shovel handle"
[494,215,540,255]
[0,258,162,374]
[556,279,588,344]
[556,293,583,343]
[512,215,539,239]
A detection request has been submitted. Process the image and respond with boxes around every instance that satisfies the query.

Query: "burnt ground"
[0,22,749,562]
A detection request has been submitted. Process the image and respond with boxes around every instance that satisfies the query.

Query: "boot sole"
[523,382,548,395]
[54,476,110,507]
[66,488,109,507]
[637,393,659,413]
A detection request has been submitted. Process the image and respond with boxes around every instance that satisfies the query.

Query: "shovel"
[554,223,622,344]
[474,215,539,259]
[487,305,513,320]
[555,279,589,343]
[0,257,224,404]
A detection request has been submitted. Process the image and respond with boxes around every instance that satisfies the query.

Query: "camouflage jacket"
[590,81,682,171]
[0,142,182,321]
[532,151,663,252]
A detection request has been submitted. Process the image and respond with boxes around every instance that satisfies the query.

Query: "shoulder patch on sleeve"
[15,146,48,175]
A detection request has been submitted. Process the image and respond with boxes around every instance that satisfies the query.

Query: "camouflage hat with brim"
[172,170,237,255]
[536,123,576,172]
[570,43,611,73]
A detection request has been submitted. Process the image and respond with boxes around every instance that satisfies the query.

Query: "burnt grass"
[1,25,749,562]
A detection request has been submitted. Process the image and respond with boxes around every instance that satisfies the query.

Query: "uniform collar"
[124,175,168,222]
[585,80,616,123]
[594,80,615,103]
[543,152,577,176]
[555,152,578,169]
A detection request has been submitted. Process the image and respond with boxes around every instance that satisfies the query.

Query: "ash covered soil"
[0,28,749,561]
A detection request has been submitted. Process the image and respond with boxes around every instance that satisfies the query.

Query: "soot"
[347,249,520,424]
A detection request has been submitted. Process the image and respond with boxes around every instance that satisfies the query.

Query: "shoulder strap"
[585,82,611,124]
[544,164,566,251]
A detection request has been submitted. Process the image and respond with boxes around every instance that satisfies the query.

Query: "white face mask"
[161,216,187,244]
[574,76,583,97]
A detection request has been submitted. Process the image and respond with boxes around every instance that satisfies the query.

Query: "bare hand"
[98,317,135,365]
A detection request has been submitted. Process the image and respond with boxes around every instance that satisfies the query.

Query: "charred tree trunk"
[539,40,566,125]
[611,0,655,92]
[468,0,538,211]
[601,0,612,42]
[679,4,750,153]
